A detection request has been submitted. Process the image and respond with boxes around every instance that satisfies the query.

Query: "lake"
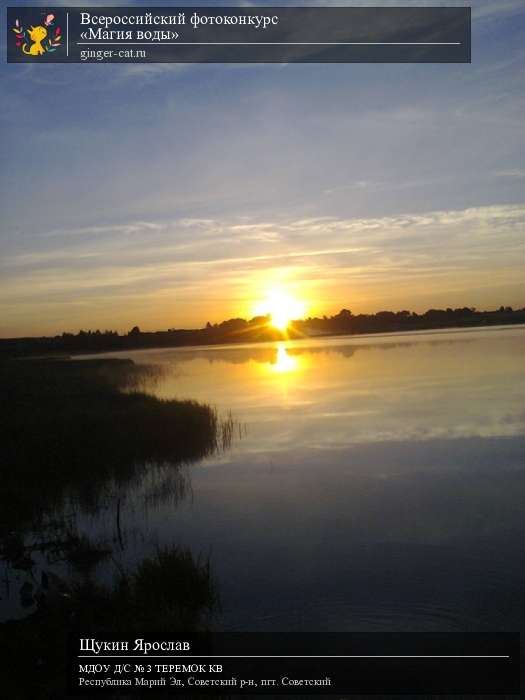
[3,325,525,634]
[76,325,525,633]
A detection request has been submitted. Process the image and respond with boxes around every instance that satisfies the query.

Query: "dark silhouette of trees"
[1,305,524,358]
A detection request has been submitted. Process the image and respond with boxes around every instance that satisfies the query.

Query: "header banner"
[7,6,471,63]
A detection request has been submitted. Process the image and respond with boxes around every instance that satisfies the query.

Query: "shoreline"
[3,318,525,360]
[75,321,525,361]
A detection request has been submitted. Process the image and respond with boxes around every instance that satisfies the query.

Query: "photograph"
[1,1,524,697]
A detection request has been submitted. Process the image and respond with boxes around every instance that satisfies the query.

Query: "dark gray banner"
[69,633,519,695]
[7,6,471,63]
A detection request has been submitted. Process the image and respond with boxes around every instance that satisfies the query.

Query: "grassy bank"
[0,358,230,532]
[0,358,229,697]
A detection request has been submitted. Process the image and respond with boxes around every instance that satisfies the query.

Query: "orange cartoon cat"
[23,25,47,56]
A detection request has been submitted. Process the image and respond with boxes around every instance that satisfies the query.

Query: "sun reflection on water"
[271,343,299,374]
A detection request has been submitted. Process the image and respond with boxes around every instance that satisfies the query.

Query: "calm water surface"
[79,326,525,632]
[7,327,525,631]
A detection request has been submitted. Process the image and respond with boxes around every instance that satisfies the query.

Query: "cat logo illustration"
[12,14,62,56]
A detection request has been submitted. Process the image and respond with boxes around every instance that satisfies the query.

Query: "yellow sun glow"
[272,344,298,373]
[253,291,306,331]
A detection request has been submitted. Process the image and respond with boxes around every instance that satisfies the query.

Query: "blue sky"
[1,1,525,336]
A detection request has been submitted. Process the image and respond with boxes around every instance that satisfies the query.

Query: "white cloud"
[2,204,525,325]
[494,169,525,179]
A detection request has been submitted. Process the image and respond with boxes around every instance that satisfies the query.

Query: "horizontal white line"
[76,42,461,46]
[77,655,509,659]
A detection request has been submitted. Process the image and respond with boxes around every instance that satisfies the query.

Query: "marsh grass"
[1,545,218,697]
[0,358,230,532]
[0,359,228,696]
[64,544,219,635]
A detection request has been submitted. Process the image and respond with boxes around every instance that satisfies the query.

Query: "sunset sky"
[1,0,525,337]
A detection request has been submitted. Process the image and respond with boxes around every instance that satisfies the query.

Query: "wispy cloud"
[2,204,524,336]
[494,169,525,179]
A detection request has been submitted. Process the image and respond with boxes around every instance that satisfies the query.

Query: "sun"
[253,290,306,331]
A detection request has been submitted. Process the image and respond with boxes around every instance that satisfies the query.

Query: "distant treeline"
[1,305,524,358]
